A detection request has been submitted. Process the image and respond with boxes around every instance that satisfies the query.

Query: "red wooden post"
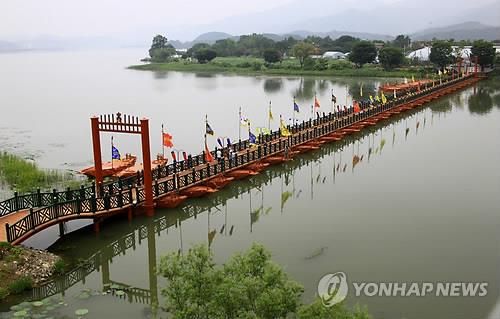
[140,118,155,216]
[90,117,103,193]
[474,56,478,78]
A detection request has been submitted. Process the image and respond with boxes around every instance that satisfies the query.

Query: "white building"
[322,51,347,59]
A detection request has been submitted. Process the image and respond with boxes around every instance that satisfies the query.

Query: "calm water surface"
[0,49,499,319]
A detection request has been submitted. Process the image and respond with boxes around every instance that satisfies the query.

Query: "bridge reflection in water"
[32,102,446,313]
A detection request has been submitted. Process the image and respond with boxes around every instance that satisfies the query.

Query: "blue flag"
[294,102,300,113]
[249,131,257,144]
[206,122,214,136]
[217,138,223,147]
[226,138,231,147]
[112,146,121,160]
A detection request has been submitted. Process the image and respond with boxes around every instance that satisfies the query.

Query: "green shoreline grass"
[128,57,425,78]
[0,152,82,194]
[129,62,421,78]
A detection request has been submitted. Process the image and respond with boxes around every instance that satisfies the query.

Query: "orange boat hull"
[157,194,188,208]
[205,176,234,189]
[181,186,218,198]
[225,169,258,180]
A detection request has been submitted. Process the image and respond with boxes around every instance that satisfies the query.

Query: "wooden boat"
[205,176,234,189]
[156,193,188,208]
[245,162,270,172]
[340,128,362,134]
[181,185,218,198]
[114,154,168,178]
[293,144,320,153]
[81,154,136,178]
[320,136,342,142]
[225,169,259,180]
[263,155,288,165]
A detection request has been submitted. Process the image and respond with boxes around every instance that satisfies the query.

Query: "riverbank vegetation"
[159,243,370,319]
[0,152,83,194]
[0,242,60,301]
[130,33,497,78]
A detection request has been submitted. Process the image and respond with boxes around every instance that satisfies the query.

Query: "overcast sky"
[0,0,498,41]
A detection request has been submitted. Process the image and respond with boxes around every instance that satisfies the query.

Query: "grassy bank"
[0,152,82,194]
[0,242,61,302]
[129,56,425,78]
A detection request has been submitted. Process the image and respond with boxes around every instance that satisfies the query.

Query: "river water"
[0,49,499,319]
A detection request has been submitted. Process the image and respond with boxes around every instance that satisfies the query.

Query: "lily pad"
[110,284,121,290]
[75,308,89,316]
[32,301,44,307]
[77,292,91,300]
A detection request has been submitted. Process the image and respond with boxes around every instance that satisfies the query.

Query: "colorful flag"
[217,138,223,148]
[293,101,300,113]
[112,146,121,160]
[336,105,341,112]
[411,75,415,82]
[381,93,387,104]
[240,116,249,127]
[375,95,380,102]
[353,101,361,114]
[280,119,292,137]
[314,96,321,108]
[204,140,214,162]
[206,122,214,136]
[369,95,374,103]
[182,151,187,161]
[226,138,231,147]
[438,70,442,76]
[249,131,257,144]
[393,89,397,99]
[262,128,271,135]
[162,132,173,148]
[269,109,274,121]
[331,93,337,104]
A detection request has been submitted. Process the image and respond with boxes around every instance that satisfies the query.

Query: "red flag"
[163,132,173,147]
[182,151,187,161]
[353,101,361,114]
[205,140,214,162]
[314,97,320,108]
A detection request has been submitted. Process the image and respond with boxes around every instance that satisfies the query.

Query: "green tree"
[212,39,237,57]
[392,35,411,51]
[187,43,210,57]
[195,48,217,63]
[349,41,377,67]
[159,244,369,319]
[378,47,405,70]
[148,34,176,62]
[292,42,316,68]
[429,40,454,69]
[471,40,496,70]
[332,35,359,53]
[263,48,282,63]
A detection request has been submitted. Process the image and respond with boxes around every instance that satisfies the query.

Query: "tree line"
[147,34,497,72]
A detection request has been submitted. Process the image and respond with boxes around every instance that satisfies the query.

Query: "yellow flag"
[438,70,442,76]
[443,68,447,74]
[411,75,415,82]
[369,95,374,103]
[381,93,387,104]
[280,119,292,137]
[375,95,380,102]
[269,109,273,121]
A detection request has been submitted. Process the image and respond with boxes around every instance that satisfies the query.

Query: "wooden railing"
[4,74,478,243]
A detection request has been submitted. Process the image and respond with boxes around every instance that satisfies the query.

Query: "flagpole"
[161,123,165,158]
[205,114,208,152]
[111,135,114,169]
[238,106,242,142]
[292,97,296,126]
[268,101,271,131]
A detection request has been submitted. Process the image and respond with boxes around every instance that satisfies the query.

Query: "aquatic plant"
[8,276,33,294]
[0,151,82,194]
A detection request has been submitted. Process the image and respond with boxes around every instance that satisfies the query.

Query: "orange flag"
[314,97,320,108]
[162,132,173,147]
[205,140,214,162]
[353,101,361,114]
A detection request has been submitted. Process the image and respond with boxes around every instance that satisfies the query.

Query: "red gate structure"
[90,113,154,216]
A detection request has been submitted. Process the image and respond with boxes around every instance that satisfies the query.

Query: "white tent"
[322,51,347,59]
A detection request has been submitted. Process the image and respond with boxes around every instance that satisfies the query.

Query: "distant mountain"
[0,40,23,52]
[411,22,500,41]
[285,30,393,41]
[193,32,232,42]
